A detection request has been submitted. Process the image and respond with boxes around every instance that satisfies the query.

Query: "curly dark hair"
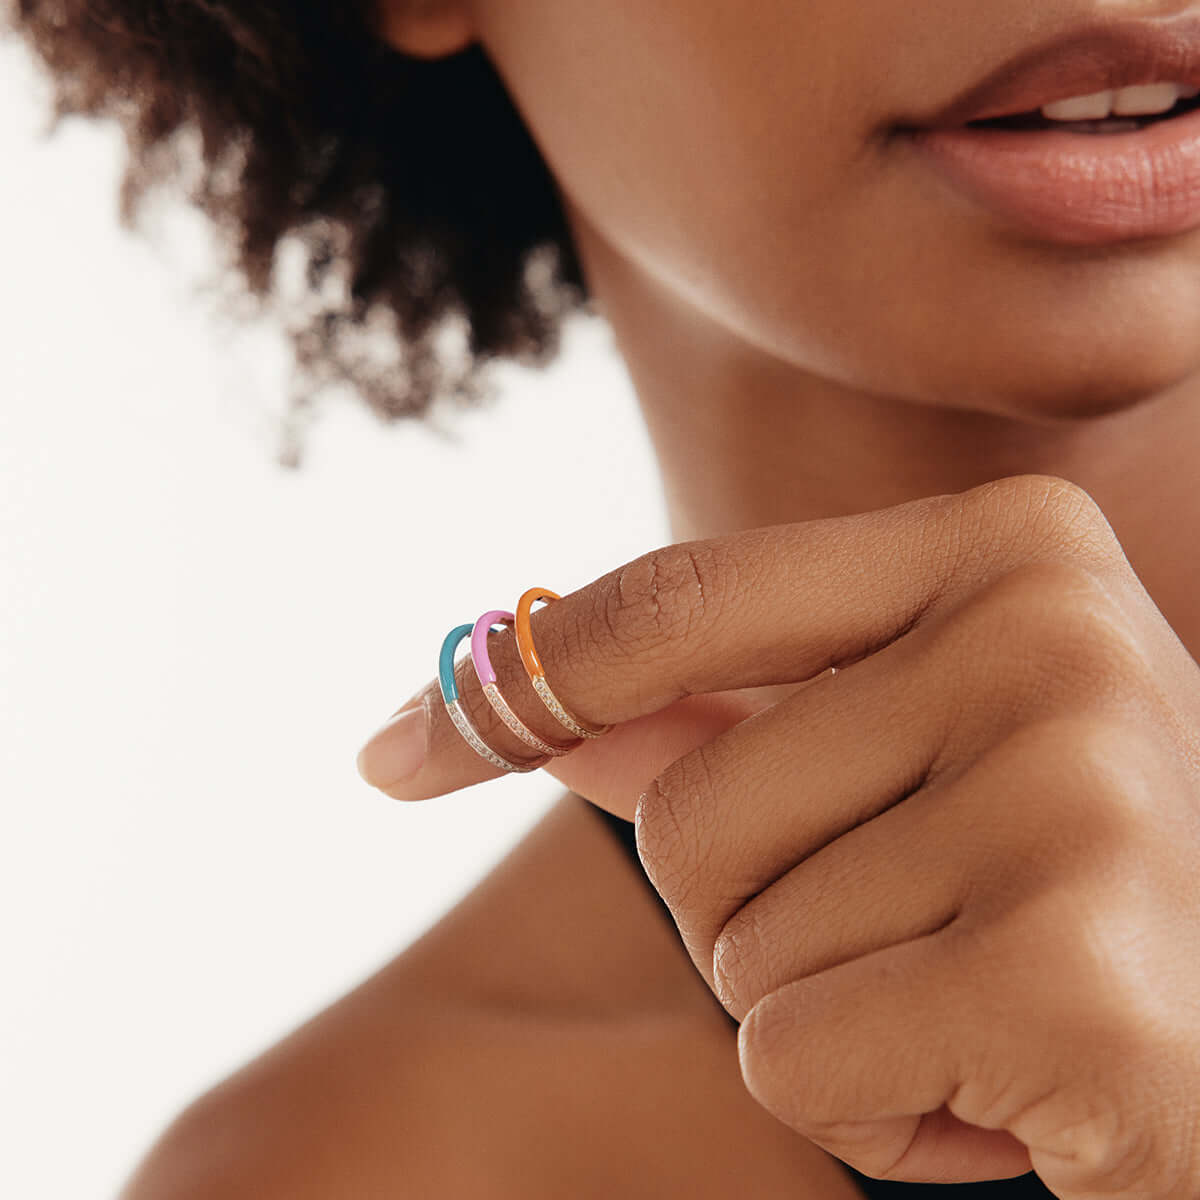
[4,0,591,463]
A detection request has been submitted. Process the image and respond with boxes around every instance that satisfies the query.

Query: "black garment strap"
[583,798,1053,1198]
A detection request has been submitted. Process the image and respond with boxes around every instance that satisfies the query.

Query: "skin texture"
[131,0,1200,1195]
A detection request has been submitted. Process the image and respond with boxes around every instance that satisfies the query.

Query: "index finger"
[354,475,1090,802]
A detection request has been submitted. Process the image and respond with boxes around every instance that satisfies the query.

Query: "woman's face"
[472,1,1200,422]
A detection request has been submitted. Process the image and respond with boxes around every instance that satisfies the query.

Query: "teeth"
[1041,89,1114,120]
[1112,81,1197,115]
[1041,82,1196,121]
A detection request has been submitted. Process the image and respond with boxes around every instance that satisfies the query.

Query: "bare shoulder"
[120,793,861,1199]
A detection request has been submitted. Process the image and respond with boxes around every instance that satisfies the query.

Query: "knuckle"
[1018,1092,1135,1190]
[1057,714,1160,833]
[954,560,1146,701]
[738,989,803,1098]
[713,905,778,1015]
[1079,1123,1185,1198]
[739,990,892,1162]
[634,749,719,906]
[603,541,731,669]
[1015,712,1159,847]
[959,474,1123,573]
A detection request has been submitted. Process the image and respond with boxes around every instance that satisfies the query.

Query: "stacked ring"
[437,586,612,774]
[470,611,574,757]
[438,624,550,774]
[515,588,612,739]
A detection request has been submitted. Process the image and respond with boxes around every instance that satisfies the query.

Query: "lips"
[901,12,1200,130]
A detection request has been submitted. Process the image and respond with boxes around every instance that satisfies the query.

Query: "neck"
[567,210,1200,662]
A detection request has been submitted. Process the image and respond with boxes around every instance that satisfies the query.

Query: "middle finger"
[634,629,942,989]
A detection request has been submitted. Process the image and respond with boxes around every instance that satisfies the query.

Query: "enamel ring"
[514,588,612,739]
[438,624,550,774]
[470,611,574,757]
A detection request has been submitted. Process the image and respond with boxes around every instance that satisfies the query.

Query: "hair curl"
[4,0,591,463]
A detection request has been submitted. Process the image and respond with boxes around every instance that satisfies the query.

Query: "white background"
[0,39,669,1199]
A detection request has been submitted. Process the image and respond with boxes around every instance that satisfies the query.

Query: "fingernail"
[356,700,428,790]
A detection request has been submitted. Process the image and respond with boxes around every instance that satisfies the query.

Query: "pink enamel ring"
[470,611,575,756]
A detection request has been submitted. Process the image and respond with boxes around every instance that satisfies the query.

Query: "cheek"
[481,4,880,302]
[479,1,949,392]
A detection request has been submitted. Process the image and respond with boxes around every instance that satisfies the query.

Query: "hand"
[357,474,1200,1197]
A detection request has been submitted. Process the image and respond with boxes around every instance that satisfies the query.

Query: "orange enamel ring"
[515,588,612,739]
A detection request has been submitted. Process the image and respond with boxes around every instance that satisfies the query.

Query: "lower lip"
[904,103,1200,244]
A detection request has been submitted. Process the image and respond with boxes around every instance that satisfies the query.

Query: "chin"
[1002,385,1176,425]
[972,374,1194,426]
[926,310,1200,426]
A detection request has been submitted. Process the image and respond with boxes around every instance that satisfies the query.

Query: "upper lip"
[904,12,1200,128]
